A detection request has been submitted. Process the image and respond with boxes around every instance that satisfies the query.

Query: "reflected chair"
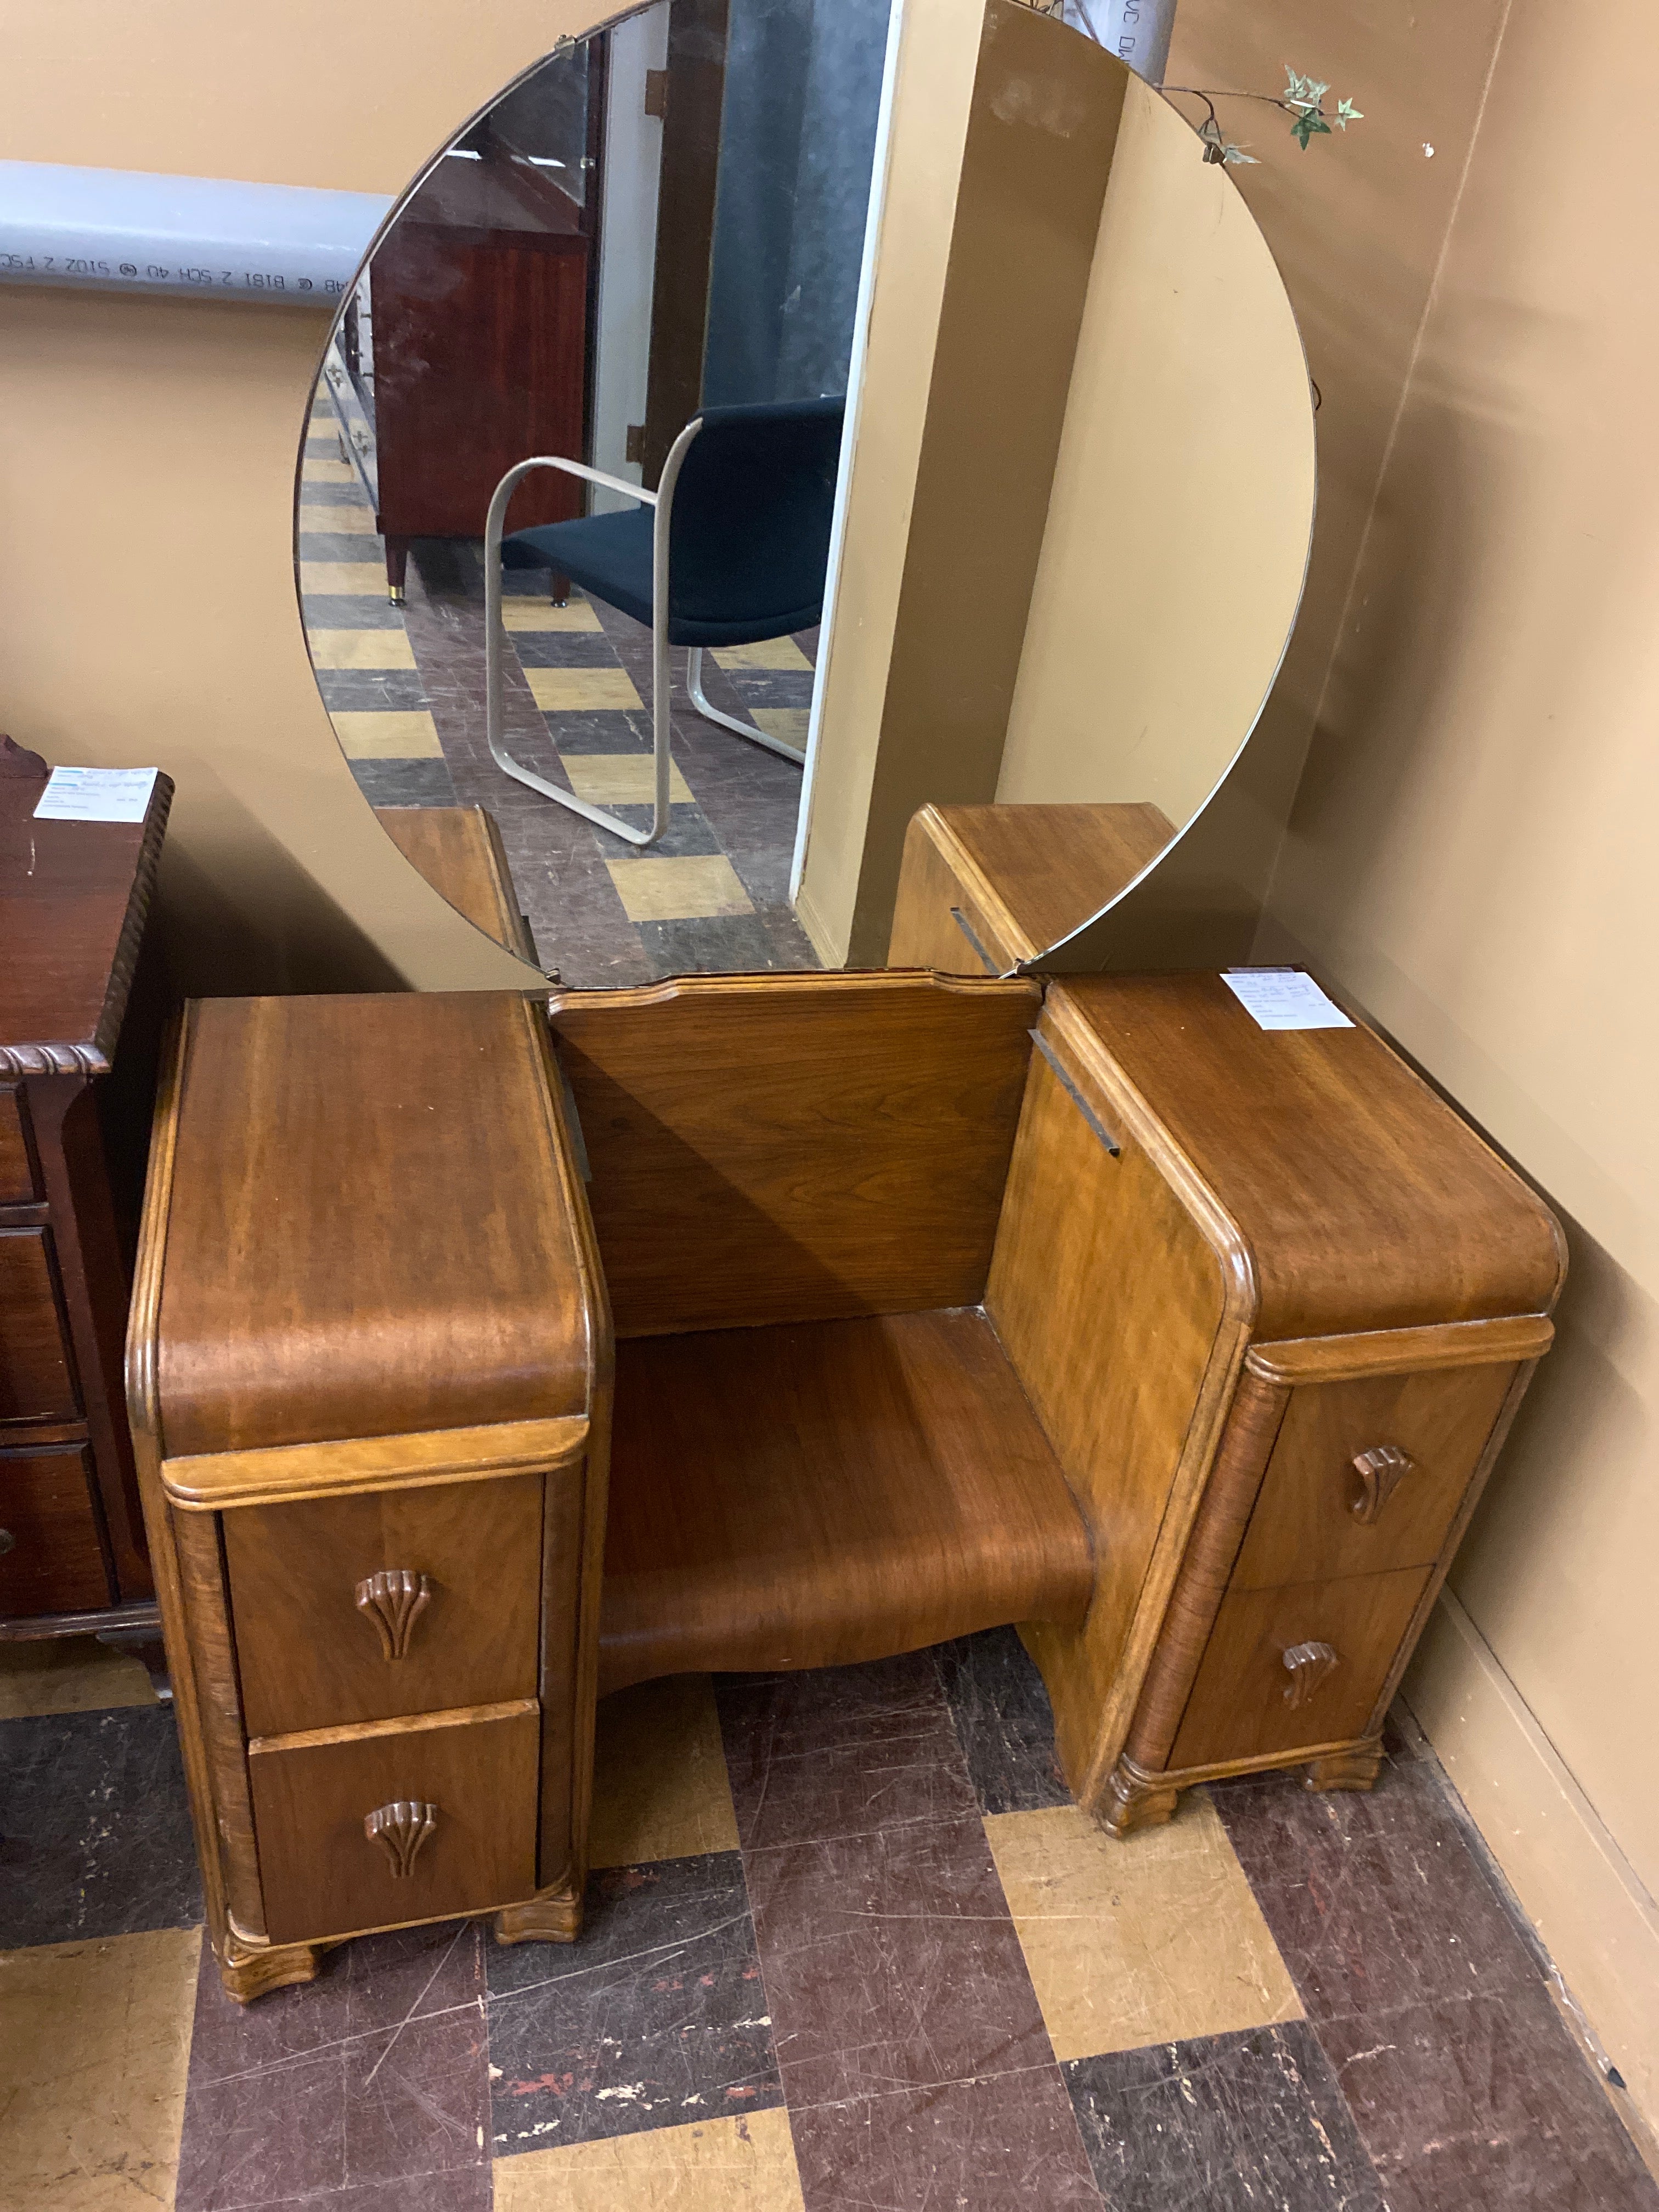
[483,396,845,849]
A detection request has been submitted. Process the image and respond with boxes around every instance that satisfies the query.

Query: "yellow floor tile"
[330,710,443,759]
[710,639,811,672]
[747,709,810,754]
[503,601,603,633]
[305,417,341,441]
[300,561,388,595]
[604,854,753,922]
[527,667,643,713]
[985,1795,1301,2061]
[563,755,693,808]
[0,1926,201,2210]
[301,456,356,484]
[0,1635,155,1719]
[589,1677,740,1869]
[298,504,379,535]
[494,2108,804,2211]
[308,628,417,670]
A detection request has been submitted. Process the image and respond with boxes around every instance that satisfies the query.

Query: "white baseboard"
[1404,1591,1659,2135]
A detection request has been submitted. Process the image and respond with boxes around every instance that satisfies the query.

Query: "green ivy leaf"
[1291,109,1332,149]
[1222,143,1260,165]
[1283,67,1330,111]
[1334,96,1364,129]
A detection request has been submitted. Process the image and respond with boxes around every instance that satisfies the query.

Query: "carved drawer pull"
[355,1568,432,1659]
[1282,1640,1340,1708]
[1350,1444,1415,1526]
[365,1800,438,1877]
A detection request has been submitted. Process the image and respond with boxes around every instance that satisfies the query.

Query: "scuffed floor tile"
[494,2106,805,2210]
[0,1706,201,1946]
[1065,2019,1383,2211]
[986,1795,1301,2061]
[487,1853,782,2157]
[935,1624,1072,1815]
[0,1635,156,1720]
[589,1678,740,1870]
[0,1925,200,2209]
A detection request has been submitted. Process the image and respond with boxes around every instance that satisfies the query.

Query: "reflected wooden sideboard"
[1,739,172,1671]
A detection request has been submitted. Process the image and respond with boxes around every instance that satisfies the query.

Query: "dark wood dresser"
[0,739,172,1665]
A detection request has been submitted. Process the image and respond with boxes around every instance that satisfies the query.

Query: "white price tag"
[32,766,159,824]
[1221,968,1353,1032]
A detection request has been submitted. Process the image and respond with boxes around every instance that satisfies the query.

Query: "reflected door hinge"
[644,69,669,120]
[625,423,647,465]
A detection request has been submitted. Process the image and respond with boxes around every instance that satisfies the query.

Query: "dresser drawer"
[0,1446,111,1616]
[0,1088,35,1204]
[1169,1567,1431,1771]
[1230,1362,1516,1590]
[224,1472,544,1737]
[0,1229,78,1424]
[248,1700,540,1945]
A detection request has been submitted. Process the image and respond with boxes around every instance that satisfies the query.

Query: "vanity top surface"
[0,764,172,1074]
[155,990,599,1457]
[1047,972,1566,1339]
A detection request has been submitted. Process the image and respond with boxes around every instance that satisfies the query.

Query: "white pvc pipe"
[1065,0,1177,84]
[0,162,390,304]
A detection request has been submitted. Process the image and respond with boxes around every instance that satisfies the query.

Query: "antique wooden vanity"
[129,942,1562,1999]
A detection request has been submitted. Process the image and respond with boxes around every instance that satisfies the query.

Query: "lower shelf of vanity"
[246,1697,540,1945]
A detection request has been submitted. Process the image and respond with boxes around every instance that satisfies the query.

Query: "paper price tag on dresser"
[1221,968,1353,1031]
[33,766,159,823]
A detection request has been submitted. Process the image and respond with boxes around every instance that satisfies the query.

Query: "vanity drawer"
[1230,1363,1517,1591]
[0,1446,111,1616]
[0,1229,78,1424]
[248,1700,540,1945]
[224,1472,545,1738]
[0,1088,35,1204]
[1168,1566,1431,1771]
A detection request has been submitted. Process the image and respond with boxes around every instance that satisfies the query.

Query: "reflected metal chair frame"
[483,418,807,853]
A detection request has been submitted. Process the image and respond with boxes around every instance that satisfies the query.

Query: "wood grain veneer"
[0,1089,35,1203]
[888,800,1175,972]
[600,1310,1094,1692]
[223,1472,545,1737]
[0,1229,79,1424]
[0,1446,110,1613]
[155,994,593,1454]
[549,971,1042,1337]
[247,1700,540,1946]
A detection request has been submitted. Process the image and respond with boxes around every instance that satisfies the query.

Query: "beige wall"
[1256,0,1659,2129]
[0,0,600,991]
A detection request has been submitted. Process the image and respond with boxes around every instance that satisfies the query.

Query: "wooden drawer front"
[1169,1567,1432,1771]
[249,1701,540,1945]
[224,1473,544,1738]
[0,1446,111,1616]
[0,1229,78,1424]
[0,1088,35,1204]
[1231,1363,1516,1592]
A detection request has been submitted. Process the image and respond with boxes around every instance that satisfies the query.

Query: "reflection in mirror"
[300,0,892,984]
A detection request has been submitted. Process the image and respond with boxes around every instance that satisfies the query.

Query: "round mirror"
[295,2,1313,984]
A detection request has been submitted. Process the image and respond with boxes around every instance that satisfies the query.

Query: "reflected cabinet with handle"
[129,939,1562,1998]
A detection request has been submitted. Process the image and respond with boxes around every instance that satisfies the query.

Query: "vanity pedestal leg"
[385,538,409,605]
[219,1926,325,2004]
[494,1882,584,1946]
[1304,1741,1384,1794]
[1099,1756,1181,1839]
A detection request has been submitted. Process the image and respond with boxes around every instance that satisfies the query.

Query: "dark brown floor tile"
[0,1706,201,1944]
[485,1852,782,2155]
[716,1655,979,1852]
[746,1812,1054,2107]
[638,912,802,976]
[1066,2022,1384,2211]
[176,1920,488,2212]
[787,2070,1101,2211]
[1321,1987,1659,2212]
[1216,1760,1539,2019]
[935,1626,1073,1816]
